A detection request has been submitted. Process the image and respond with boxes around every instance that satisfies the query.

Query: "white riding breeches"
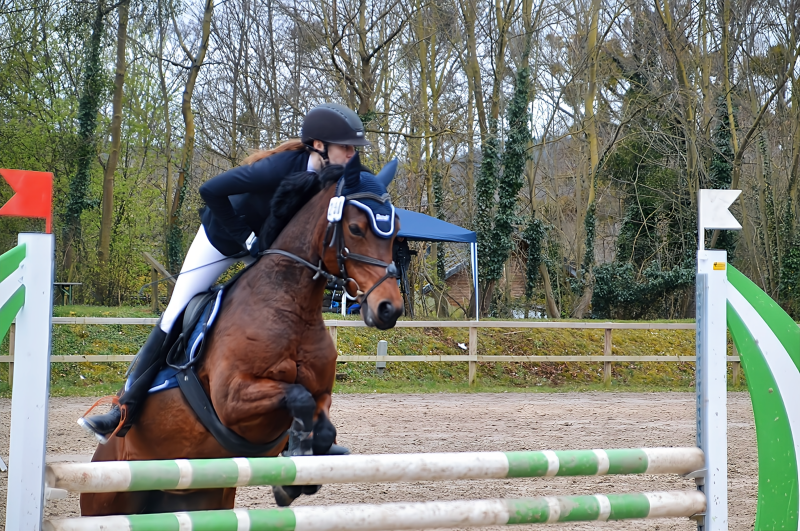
[159,225,254,332]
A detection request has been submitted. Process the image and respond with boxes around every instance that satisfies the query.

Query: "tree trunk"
[655,0,699,204]
[461,0,486,138]
[574,0,600,319]
[158,0,173,279]
[488,0,515,123]
[167,0,214,273]
[790,75,800,221]
[64,0,106,282]
[698,0,713,173]
[539,262,559,317]
[97,0,129,303]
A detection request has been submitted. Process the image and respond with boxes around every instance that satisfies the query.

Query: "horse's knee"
[312,411,336,455]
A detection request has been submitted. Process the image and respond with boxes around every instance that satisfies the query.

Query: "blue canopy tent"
[396,208,479,320]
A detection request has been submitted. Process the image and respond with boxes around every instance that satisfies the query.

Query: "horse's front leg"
[308,392,334,455]
[214,376,337,454]
[213,377,315,448]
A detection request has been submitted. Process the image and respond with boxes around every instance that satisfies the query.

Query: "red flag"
[0,169,53,233]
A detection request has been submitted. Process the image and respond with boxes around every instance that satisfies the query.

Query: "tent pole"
[471,242,479,321]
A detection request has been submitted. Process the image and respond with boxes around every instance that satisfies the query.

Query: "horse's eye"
[348,224,365,237]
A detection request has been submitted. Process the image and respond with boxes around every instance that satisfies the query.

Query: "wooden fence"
[0,318,738,387]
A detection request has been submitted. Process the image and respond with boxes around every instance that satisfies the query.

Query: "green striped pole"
[0,242,26,342]
[42,491,706,531]
[46,447,704,493]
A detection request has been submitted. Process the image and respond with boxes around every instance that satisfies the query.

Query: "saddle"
[144,271,289,456]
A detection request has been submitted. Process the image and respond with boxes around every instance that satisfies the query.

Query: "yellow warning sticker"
[713,262,726,270]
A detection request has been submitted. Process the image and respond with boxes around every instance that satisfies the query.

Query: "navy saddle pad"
[125,289,224,395]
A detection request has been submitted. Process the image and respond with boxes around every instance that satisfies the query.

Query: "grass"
[0,306,745,398]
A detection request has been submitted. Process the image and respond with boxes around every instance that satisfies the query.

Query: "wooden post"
[328,325,338,351]
[151,268,159,314]
[143,251,175,299]
[603,328,612,388]
[8,322,14,388]
[468,326,477,386]
[732,343,740,387]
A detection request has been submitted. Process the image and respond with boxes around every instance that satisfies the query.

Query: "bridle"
[259,178,398,306]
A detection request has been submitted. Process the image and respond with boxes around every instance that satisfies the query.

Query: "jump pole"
[46,447,705,493]
[43,491,707,531]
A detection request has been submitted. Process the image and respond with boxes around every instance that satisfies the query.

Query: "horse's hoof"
[272,485,302,507]
[301,485,321,495]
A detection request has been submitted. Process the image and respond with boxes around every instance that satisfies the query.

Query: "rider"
[79,103,371,442]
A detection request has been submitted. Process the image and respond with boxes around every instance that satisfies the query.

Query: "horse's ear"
[344,152,361,188]
[375,159,398,188]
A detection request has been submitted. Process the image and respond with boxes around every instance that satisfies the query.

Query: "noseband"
[259,178,398,306]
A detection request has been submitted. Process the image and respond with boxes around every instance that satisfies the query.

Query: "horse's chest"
[247,335,336,381]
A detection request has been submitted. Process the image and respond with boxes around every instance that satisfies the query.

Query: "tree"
[97,0,130,302]
[167,0,214,274]
[64,0,110,281]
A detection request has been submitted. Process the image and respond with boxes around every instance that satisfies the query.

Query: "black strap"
[345,192,390,203]
[259,249,341,285]
[177,367,288,456]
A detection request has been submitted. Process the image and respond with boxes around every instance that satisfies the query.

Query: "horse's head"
[321,154,403,330]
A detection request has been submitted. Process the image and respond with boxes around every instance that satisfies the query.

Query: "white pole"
[471,242,478,321]
[6,233,55,531]
[695,249,728,531]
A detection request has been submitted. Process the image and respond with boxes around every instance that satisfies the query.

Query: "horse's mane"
[256,164,344,250]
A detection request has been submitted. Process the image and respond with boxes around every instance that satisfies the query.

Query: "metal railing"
[0,318,733,387]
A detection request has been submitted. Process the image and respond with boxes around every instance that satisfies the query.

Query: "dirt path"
[0,393,756,530]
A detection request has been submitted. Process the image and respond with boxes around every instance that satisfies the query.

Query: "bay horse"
[81,157,403,515]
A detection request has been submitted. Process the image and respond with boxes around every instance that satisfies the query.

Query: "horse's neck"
[237,186,335,319]
[270,185,334,257]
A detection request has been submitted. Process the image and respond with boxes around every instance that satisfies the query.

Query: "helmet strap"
[305,143,329,165]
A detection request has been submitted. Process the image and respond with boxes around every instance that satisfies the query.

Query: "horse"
[80,159,403,515]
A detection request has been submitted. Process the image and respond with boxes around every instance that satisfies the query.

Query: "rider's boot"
[77,326,168,443]
[77,405,121,444]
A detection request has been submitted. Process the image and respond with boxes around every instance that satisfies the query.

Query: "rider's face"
[327,144,356,166]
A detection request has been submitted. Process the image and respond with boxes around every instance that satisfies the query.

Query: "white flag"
[698,189,742,231]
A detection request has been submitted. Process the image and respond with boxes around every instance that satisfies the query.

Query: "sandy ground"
[0,392,756,530]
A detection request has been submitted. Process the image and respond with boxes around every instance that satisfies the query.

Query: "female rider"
[79,103,371,442]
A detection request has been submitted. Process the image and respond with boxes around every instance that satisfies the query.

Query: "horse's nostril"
[377,301,397,323]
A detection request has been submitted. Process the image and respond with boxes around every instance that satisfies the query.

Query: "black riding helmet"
[301,103,372,149]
